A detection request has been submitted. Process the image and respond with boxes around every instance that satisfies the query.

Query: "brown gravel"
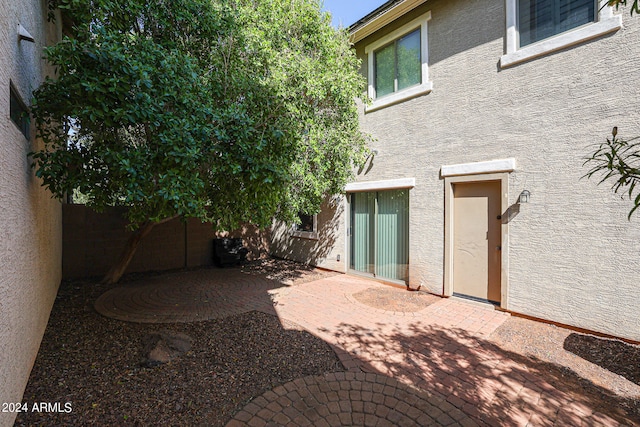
[490,315,640,418]
[240,257,338,285]
[15,261,344,427]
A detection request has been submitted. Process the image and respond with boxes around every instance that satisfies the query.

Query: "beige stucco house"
[0,2,63,426]
[272,0,640,341]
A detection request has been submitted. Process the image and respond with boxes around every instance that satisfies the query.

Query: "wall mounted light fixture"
[519,190,531,204]
[18,24,35,43]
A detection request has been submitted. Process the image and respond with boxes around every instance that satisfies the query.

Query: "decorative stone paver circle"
[95,269,281,323]
[226,372,471,427]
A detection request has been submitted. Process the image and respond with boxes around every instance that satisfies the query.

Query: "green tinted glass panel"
[350,193,375,274]
[350,190,409,282]
[10,85,29,139]
[376,190,409,281]
[374,43,395,98]
[397,30,421,91]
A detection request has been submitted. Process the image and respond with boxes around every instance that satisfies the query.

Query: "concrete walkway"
[95,268,635,426]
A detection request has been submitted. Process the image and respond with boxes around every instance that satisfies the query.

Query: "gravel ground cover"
[15,261,343,427]
[352,286,440,312]
[490,315,640,419]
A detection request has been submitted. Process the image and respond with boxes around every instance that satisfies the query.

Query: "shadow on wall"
[206,221,270,263]
[270,196,344,268]
[62,204,270,280]
[564,333,640,386]
[323,321,640,425]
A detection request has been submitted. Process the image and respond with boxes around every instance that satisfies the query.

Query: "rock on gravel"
[15,263,345,427]
[142,331,193,367]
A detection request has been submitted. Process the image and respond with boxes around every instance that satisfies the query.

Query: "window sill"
[365,82,433,113]
[291,231,319,240]
[500,16,622,68]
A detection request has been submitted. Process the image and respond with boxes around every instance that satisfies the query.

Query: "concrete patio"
[94,267,637,426]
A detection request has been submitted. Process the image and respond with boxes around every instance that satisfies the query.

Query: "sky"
[322,0,389,28]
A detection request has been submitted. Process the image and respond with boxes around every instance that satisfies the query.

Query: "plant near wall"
[584,129,640,218]
[585,2,639,217]
[606,0,640,15]
[31,0,368,284]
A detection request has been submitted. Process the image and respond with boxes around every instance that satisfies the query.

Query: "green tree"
[32,0,368,284]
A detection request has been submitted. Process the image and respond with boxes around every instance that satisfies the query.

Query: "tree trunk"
[101,215,179,285]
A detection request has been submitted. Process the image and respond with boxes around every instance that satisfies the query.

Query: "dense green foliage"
[32,0,368,231]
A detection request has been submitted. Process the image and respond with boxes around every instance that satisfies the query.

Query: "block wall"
[62,205,270,279]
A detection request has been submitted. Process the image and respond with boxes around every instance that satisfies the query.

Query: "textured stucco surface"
[278,0,640,341]
[271,196,348,273]
[0,2,62,426]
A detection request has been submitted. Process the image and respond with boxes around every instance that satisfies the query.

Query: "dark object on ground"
[142,330,193,367]
[213,238,249,267]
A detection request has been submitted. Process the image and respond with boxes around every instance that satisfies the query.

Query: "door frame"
[443,172,510,309]
[344,178,415,286]
[347,189,410,285]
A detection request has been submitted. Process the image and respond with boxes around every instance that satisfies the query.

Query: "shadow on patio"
[324,320,640,426]
[16,262,343,426]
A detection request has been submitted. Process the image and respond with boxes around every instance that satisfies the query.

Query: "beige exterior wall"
[271,196,348,272]
[0,1,63,426]
[276,0,640,341]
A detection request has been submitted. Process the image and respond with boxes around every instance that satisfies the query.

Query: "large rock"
[142,330,193,367]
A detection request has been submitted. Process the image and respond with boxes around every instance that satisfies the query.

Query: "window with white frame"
[292,213,318,239]
[501,0,621,68]
[10,82,30,139]
[365,11,432,112]
[519,0,595,46]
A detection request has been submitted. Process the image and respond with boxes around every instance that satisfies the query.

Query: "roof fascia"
[349,0,429,44]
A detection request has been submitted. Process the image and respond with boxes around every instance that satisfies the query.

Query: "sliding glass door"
[350,190,409,282]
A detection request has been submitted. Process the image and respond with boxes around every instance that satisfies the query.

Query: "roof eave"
[348,0,430,44]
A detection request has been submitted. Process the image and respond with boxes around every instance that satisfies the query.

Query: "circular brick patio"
[94,268,283,323]
[226,372,472,427]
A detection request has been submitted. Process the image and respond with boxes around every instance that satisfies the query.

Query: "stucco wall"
[0,1,63,426]
[276,0,640,340]
[63,205,270,279]
[351,0,640,340]
[271,196,348,272]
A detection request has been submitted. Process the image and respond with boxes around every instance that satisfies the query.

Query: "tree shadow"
[92,258,338,323]
[270,195,344,268]
[324,321,640,426]
[564,333,640,386]
[17,272,344,426]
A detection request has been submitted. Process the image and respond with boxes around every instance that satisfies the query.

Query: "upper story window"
[365,11,432,112]
[501,0,622,67]
[374,29,421,98]
[10,82,30,139]
[519,0,595,47]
